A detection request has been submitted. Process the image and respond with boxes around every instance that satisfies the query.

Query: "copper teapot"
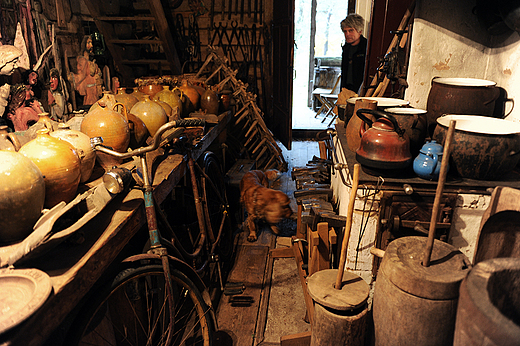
[355,108,412,172]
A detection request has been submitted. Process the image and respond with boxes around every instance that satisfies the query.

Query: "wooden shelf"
[97,16,155,21]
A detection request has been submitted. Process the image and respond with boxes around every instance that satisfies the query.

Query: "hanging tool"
[228,0,232,19]
[210,0,215,33]
[253,0,258,22]
[248,0,252,18]
[259,0,263,23]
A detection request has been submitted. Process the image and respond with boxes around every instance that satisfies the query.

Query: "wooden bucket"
[373,236,471,346]
[454,257,520,346]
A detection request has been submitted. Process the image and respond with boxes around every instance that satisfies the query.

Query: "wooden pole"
[422,120,456,267]
[335,163,360,289]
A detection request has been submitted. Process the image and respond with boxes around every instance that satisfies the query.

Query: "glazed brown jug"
[0,150,45,243]
[19,128,81,209]
[179,80,200,116]
[130,96,168,136]
[115,87,139,111]
[201,88,220,115]
[345,98,378,152]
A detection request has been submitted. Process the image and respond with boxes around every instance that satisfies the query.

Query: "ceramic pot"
[219,90,232,113]
[130,97,168,136]
[155,99,172,117]
[201,88,219,115]
[413,140,446,181]
[81,102,130,153]
[19,129,81,209]
[179,80,200,116]
[115,87,139,111]
[51,123,97,183]
[0,150,45,244]
[384,107,428,156]
[345,98,378,152]
[138,83,163,98]
[0,125,21,151]
[132,87,148,101]
[153,86,183,114]
[89,92,117,113]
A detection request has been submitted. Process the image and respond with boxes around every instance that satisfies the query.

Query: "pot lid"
[419,140,444,155]
[347,97,410,108]
[433,77,496,87]
[379,236,471,299]
[437,115,520,135]
[0,268,52,334]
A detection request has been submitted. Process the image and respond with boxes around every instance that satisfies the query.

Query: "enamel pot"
[426,77,500,136]
[433,114,520,180]
[355,108,412,172]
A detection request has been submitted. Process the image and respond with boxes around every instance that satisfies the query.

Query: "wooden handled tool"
[335,163,360,289]
[422,120,456,267]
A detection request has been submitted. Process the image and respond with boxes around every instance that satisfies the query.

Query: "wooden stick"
[335,163,360,289]
[422,120,456,267]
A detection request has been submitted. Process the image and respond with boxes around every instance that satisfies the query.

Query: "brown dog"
[240,169,293,242]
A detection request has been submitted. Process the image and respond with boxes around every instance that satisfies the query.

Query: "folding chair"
[312,74,341,118]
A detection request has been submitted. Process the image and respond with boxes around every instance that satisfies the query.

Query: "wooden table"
[0,112,231,346]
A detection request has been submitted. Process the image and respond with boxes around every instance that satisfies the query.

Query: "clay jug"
[179,80,200,116]
[19,129,81,209]
[219,89,232,112]
[201,88,220,115]
[0,125,21,151]
[51,123,97,183]
[346,98,378,152]
[138,83,163,98]
[0,150,45,244]
[155,99,172,118]
[153,86,183,113]
[170,87,185,116]
[115,87,139,111]
[89,92,117,113]
[132,87,148,101]
[81,102,130,153]
[130,96,167,136]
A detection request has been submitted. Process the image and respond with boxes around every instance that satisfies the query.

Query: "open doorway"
[292,0,348,131]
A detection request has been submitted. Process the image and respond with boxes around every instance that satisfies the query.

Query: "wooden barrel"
[373,236,471,346]
[454,257,520,346]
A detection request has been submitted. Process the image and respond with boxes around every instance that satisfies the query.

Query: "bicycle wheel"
[68,264,215,346]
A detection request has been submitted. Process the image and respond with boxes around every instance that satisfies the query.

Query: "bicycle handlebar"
[91,118,206,160]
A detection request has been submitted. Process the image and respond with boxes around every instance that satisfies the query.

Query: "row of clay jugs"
[51,123,97,183]
[130,96,167,136]
[0,125,21,151]
[201,87,219,115]
[0,150,45,243]
[19,128,81,209]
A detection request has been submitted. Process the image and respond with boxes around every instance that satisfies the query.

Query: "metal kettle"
[355,108,412,172]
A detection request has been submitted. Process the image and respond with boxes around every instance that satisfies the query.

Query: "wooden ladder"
[83,0,182,85]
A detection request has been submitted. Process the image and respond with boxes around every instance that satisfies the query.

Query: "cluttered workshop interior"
[1,0,520,345]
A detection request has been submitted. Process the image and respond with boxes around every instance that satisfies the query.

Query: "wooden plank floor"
[216,140,321,346]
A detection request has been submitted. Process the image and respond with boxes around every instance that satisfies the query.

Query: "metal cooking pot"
[426,77,500,136]
[432,115,520,180]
